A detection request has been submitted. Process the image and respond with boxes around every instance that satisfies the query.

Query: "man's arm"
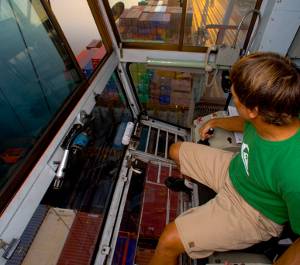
[274,238,300,265]
[199,116,245,140]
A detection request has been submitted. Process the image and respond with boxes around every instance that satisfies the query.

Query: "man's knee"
[156,222,185,255]
[169,142,183,162]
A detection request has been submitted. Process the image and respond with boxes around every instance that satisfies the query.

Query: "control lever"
[197,128,214,146]
[53,111,92,189]
[53,123,82,189]
[53,149,70,189]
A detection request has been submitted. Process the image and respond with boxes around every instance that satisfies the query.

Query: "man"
[149,52,300,265]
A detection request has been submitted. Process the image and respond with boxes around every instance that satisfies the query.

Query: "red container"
[57,212,103,265]
[140,183,167,238]
[91,46,106,69]
[139,163,182,239]
[76,49,90,68]
[146,163,159,182]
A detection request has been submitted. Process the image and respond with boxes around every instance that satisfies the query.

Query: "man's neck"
[252,117,300,141]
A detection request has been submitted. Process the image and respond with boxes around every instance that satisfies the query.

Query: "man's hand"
[199,120,215,140]
[198,116,245,141]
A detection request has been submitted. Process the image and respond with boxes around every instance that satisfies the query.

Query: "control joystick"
[197,128,214,146]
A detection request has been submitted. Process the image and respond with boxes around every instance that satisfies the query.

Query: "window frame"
[102,0,263,52]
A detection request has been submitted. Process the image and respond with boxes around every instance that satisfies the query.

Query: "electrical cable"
[232,9,261,50]
[205,68,218,88]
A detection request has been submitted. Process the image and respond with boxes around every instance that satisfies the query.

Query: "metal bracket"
[1,238,20,259]
[127,157,143,175]
[101,245,111,255]
[121,176,128,182]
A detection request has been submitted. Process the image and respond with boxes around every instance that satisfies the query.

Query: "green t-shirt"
[229,122,300,235]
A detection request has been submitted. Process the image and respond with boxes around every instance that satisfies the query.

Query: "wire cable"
[232,9,261,49]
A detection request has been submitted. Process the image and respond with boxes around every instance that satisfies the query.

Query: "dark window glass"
[109,0,182,44]
[0,0,82,190]
[108,0,259,49]
[129,63,226,128]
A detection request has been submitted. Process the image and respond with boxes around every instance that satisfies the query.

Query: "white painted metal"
[94,151,131,265]
[157,162,162,183]
[155,129,161,156]
[105,168,134,265]
[165,132,169,159]
[250,0,276,52]
[140,119,189,137]
[253,0,300,54]
[216,0,235,45]
[145,125,152,153]
[121,49,207,64]
[130,149,175,165]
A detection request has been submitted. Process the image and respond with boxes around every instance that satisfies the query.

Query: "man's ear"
[247,106,259,119]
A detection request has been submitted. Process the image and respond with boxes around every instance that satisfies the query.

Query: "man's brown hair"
[230,52,300,125]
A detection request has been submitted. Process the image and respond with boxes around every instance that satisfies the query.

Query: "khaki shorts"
[175,142,283,259]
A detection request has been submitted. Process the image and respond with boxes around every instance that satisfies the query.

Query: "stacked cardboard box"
[90,45,106,69]
[117,2,194,43]
[130,64,153,104]
[149,71,192,107]
[139,12,171,41]
[147,0,168,5]
[143,5,156,13]
[170,74,192,107]
[167,0,178,6]
[149,71,174,105]
[119,6,144,39]
[166,6,181,40]
[184,7,193,43]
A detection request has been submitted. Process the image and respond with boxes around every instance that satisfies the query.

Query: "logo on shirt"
[241,143,249,176]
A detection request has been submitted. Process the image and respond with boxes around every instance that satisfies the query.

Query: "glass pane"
[50,0,107,78]
[111,161,189,265]
[33,73,133,264]
[129,63,227,128]
[108,0,182,44]
[0,0,82,190]
[184,0,257,47]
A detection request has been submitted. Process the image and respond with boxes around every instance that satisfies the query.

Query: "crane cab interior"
[0,1,299,265]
